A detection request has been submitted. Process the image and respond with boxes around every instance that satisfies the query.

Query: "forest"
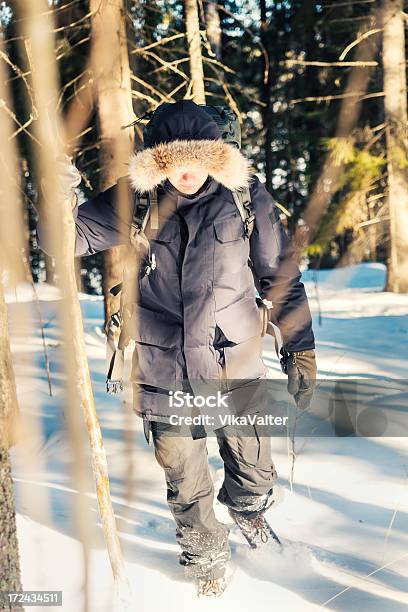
[1,0,408,301]
[1,1,408,610]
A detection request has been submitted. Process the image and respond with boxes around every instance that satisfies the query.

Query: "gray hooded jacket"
[37,100,315,421]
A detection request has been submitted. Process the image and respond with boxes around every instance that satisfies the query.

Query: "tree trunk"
[0,450,22,609]
[44,254,55,285]
[259,0,273,192]
[205,0,222,60]
[0,286,20,451]
[89,0,135,325]
[382,0,408,292]
[184,0,206,103]
[21,0,129,597]
[0,281,23,609]
[0,35,24,604]
[0,33,24,450]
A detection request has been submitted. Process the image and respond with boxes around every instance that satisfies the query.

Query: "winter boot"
[228,508,281,549]
[196,576,227,597]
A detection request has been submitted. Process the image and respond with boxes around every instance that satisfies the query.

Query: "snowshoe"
[228,508,282,549]
[196,576,227,597]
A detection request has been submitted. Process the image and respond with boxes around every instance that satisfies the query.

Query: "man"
[37,99,316,597]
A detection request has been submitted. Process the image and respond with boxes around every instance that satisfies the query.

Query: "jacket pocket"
[129,305,181,346]
[215,297,263,343]
[140,218,180,284]
[130,305,182,388]
[214,298,268,383]
[214,214,245,243]
[213,214,249,281]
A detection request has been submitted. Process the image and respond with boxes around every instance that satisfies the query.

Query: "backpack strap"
[110,187,158,297]
[130,189,157,250]
[149,188,159,230]
[232,187,279,353]
[106,188,159,394]
[232,187,255,238]
[232,186,259,289]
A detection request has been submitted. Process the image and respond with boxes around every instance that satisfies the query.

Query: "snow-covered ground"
[7,263,408,611]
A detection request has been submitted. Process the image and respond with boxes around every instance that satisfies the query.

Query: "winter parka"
[37,100,315,422]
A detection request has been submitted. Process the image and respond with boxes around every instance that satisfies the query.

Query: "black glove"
[280,348,317,410]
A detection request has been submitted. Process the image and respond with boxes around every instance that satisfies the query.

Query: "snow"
[301,262,388,292]
[7,262,408,611]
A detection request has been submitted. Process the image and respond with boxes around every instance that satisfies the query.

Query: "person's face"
[167,166,208,195]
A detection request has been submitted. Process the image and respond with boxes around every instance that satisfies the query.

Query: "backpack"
[105,105,277,394]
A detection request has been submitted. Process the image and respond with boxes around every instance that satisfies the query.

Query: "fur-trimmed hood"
[127,100,253,194]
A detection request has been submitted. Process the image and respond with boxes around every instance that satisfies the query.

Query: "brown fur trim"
[127,139,253,194]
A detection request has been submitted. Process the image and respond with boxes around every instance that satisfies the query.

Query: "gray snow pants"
[147,420,278,581]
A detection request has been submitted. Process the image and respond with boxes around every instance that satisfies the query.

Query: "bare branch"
[130,74,174,103]
[0,98,39,144]
[285,59,378,68]
[339,28,382,60]
[322,0,375,7]
[203,57,242,120]
[139,50,189,80]
[356,215,389,228]
[55,36,91,61]
[131,88,161,105]
[202,55,237,75]
[57,69,92,109]
[51,8,94,33]
[215,3,269,85]
[130,32,186,54]
[167,80,189,99]
[290,91,384,105]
